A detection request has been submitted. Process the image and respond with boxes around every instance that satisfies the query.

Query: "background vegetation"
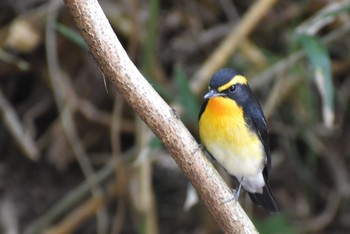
[0,0,349,233]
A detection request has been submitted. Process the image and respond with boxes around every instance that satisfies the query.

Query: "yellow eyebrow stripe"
[217,75,247,92]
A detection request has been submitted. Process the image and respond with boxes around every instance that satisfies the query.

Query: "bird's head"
[204,68,251,105]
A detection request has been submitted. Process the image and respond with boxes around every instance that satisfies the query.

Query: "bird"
[198,68,280,212]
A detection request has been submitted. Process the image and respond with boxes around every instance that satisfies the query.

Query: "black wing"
[248,179,280,212]
[243,98,271,178]
[244,97,280,212]
[198,99,209,120]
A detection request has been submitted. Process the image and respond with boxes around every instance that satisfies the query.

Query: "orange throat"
[199,97,264,177]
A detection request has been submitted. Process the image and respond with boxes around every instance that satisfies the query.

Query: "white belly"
[206,141,266,193]
[206,140,265,177]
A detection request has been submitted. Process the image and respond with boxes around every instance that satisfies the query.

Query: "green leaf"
[149,136,162,149]
[55,23,88,50]
[151,82,175,102]
[141,0,160,77]
[298,34,334,127]
[254,215,296,234]
[174,66,199,124]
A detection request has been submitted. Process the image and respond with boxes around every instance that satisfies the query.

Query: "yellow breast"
[199,97,264,177]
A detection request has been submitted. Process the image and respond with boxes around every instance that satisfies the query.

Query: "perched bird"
[198,68,280,212]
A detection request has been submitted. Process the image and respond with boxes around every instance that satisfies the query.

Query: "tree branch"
[63,0,258,233]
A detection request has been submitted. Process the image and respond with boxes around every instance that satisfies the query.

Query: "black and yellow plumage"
[198,68,280,212]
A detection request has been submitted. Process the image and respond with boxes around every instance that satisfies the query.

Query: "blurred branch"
[299,133,348,232]
[131,119,159,234]
[323,146,350,197]
[263,75,301,119]
[111,97,123,158]
[24,149,135,234]
[295,1,350,35]
[217,0,267,70]
[0,88,39,160]
[110,96,127,234]
[45,1,108,233]
[239,40,268,70]
[45,0,106,178]
[301,191,341,233]
[44,179,120,234]
[63,0,258,233]
[190,0,277,95]
[0,48,30,71]
[0,197,19,234]
[250,20,350,89]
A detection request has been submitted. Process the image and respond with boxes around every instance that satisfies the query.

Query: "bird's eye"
[228,85,236,93]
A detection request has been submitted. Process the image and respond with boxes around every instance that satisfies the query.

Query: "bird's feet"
[197,143,204,152]
[233,182,243,202]
[221,183,243,205]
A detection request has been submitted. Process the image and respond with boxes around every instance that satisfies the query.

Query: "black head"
[204,68,252,105]
[208,68,240,90]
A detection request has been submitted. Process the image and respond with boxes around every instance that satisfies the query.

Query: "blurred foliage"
[254,215,295,234]
[141,0,159,78]
[174,66,199,125]
[297,33,334,127]
[0,0,350,234]
[55,22,88,50]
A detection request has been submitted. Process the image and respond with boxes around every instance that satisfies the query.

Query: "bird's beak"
[204,89,224,99]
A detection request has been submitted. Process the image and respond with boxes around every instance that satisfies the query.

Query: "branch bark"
[63,0,258,233]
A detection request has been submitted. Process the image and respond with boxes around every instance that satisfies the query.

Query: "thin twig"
[110,96,126,234]
[131,119,159,234]
[0,88,39,160]
[0,48,30,71]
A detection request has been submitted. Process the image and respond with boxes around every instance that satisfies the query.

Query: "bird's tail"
[248,181,280,212]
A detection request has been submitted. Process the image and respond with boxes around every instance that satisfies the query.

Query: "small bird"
[198,68,280,212]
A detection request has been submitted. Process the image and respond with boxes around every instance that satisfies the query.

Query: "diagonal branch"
[63,0,258,233]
